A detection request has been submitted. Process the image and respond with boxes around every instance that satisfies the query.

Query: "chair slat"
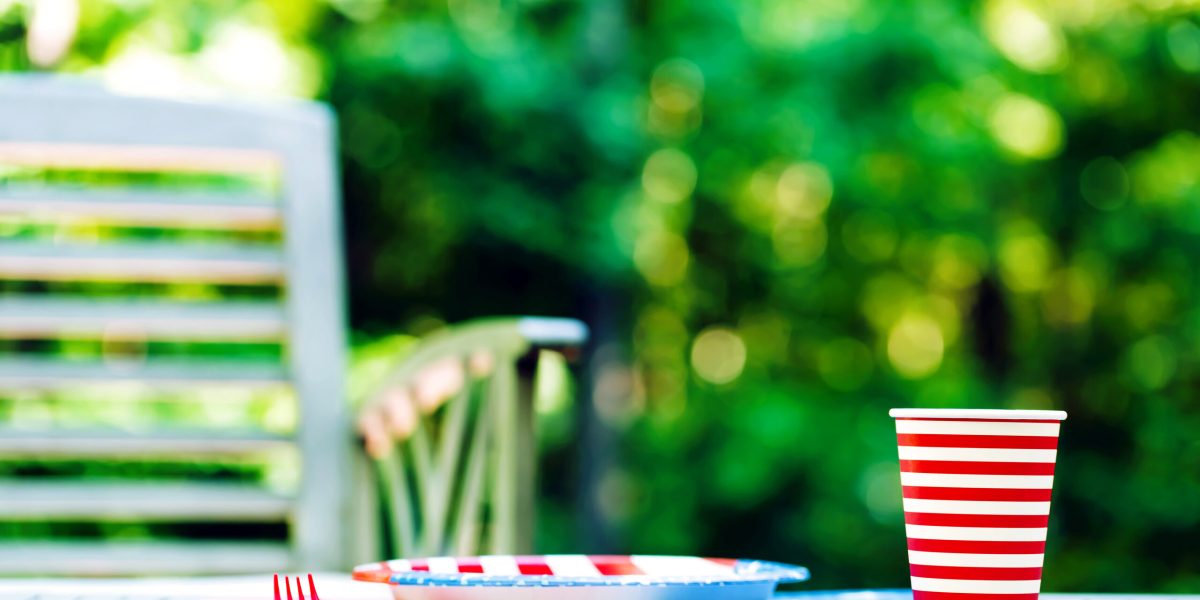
[0,357,287,389]
[0,141,280,173]
[0,541,290,575]
[0,481,292,521]
[0,186,281,230]
[0,241,284,284]
[0,296,286,341]
[0,427,290,456]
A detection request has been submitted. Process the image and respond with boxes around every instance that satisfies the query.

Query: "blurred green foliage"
[3,0,1200,591]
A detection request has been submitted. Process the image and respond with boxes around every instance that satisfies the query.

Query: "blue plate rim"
[379,558,810,588]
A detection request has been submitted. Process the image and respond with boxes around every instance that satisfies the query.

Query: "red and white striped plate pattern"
[891,410,1066,600]
[353,555,743,582]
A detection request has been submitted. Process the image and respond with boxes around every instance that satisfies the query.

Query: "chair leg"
[514,350,540,554]
[348,447,382,566]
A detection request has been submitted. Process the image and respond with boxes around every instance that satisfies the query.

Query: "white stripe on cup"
[904,524,1048,541]
[903,498,1052,515]
[427,557,459,573]
[895,420,1060,437]
[544,555,602,577]
[908,551,1045,568]
[911,577,1042,594]
[479,555,521,575]
[631,555,731,576]
[897,446,1058,463]
[900,472,1055,489]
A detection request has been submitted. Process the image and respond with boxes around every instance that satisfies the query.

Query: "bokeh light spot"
[984,0,1067,73]
[1042,266,1097,326]
[776,162,833,219]
[1124,336,1177,391]
[999,223,1054,292]
[1167,21,1200,73]
[447,0,518,56]
[926,294,962,345]
[773,218,827,267]
[736,166,781,231]
[691,327,748,385]
[197,21,316,96]
[642,148,698,204]
[596,467,638,522]
[328,0,386,21]
[592,362,642,427]
[930,235,988,290]
[634,230,690,286]
[887,313,945,379]
[26,0,78,68]
[1129,132,1200,206]
[861,273,918,331]
[1124,281,1175,331]
[739,311,791,366]
[989,94,1064,159]
[651,58,705,114]
[1070,53,1129,107]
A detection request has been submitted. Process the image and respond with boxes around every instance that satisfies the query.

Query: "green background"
[2,0,1200,591]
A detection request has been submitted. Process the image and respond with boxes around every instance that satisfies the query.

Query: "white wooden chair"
[0,76,589,575]
[0,76,349,574]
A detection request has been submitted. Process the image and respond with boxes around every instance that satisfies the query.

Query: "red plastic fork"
[274,573,320,600]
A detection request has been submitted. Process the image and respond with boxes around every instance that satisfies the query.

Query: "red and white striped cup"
[890,409,1067,600]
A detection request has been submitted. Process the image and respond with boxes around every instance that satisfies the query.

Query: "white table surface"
[0,578,1193,600]
[0,573,391,599]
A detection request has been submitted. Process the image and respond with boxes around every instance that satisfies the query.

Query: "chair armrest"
[516,317,589,348]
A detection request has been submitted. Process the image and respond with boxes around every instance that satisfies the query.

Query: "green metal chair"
[350,317,587,560]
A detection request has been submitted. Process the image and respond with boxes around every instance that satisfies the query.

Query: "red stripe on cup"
[408,559,429,572]
[589,556,644,576]
[907,538,1046,554]
[905,512,1050,528]
[903,486,1054,502]
[908,564,1043,581]
[912,592,1040,600]
[896,434,1059,449]
[515,556,554,575]
[900,460,1057,476]
[455,557,484,573]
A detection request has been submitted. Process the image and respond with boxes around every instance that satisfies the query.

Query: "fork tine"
[307,574,320,600]
[295,577,306,600]
[274,574,282,600]
[285,576,294,600]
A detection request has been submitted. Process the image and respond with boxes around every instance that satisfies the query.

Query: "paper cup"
[890,409,1067,600]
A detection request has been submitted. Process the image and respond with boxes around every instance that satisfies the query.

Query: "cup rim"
[889,408,1067,421]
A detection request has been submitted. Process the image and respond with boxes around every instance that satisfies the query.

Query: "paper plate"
[352,555,809,600]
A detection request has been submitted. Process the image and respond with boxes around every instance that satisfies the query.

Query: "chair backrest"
[352,317,587,560]
[0,76,349,574]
